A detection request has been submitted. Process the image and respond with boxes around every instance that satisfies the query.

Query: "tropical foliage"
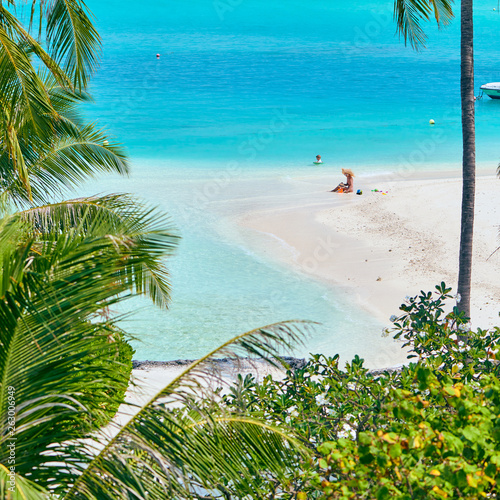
[393,0,453,49]
[0,192,178,493]
[0,2,318,499]
[218,284,500,498]
[0,0,105,200]
[0,0,99,88]
[313,370,500,499]
[0,42,129,206]
[0,319,310,499]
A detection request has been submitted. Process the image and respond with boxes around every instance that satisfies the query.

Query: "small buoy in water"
[429,119,435,125]
[156,53,160,58]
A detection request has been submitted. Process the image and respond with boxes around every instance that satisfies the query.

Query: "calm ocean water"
[86,0,500,169]
[80,0,500,365]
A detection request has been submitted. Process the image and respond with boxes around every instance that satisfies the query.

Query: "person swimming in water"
[315,155,322,164]
[331,168,355,193]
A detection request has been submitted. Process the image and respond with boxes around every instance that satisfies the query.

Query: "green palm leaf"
[0,4,72,88]
[0,1,105,203]
[18,194,179,307]
[394,0,453,49]
[63,321,312,499]
[0,464,49,499]
[46,0,101,90]
[0,35,56,197]
[0,200,178,487]
[3,125,129,207]
[1,1,100,91]
[29,124,128,191]
[0,67,129,207]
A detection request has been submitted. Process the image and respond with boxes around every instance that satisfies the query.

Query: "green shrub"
[312,369,500,499]
[390,282,500,382]
[219,283,500,499]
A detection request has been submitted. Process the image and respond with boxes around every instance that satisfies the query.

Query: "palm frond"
[0,32,57,198]
[46,0,101,90]
[3,125,129,206]
[63,321,312,499]
[0,4,72,89]
[0,66,128,207]
[30,123,129,186]
[42,74,92,129]
[0,273,134,484]
[4,115,31,201]
[429,0,454,26]
[0,26,55,131]
[0,217,32,297]
[0,199,177,485]
[0,464,49,500]
[394,0,454,49]
[18,194,179,308]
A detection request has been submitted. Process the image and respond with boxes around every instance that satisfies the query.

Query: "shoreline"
[123,166,499,367]
[92,164,499,368]
[211,169,499,330]
[123,167,498,415]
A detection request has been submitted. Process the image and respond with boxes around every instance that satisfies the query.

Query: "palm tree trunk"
[457,0,475,319]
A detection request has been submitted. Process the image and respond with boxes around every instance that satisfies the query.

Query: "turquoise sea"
[80,0,500,365]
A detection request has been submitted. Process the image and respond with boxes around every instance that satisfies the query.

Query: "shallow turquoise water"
[84,165,401,367]
[79,0,500,365]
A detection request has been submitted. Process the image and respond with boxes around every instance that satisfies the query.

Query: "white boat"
[480,82,500,99]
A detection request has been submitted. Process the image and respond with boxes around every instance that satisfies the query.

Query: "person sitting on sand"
[315,155,322,164]
[331,168,355,193]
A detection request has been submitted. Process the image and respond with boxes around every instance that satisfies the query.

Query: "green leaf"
[376,485,391,500]
[389,443,402,458]
[0,464,49,500]
[46,0,101,89]
[62,322,312,498]
[462,426,482,442]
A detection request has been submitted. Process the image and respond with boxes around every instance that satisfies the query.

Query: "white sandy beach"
[124,168,499,410]
[230,170,500,329]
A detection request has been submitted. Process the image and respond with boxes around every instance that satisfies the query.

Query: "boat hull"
[481,88,500,99]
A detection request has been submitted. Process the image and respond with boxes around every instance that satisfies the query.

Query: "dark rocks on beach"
[132,356,307,371]
[368,365,403,377]
[132,357,401,375]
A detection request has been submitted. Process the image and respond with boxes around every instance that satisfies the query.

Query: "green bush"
[312,369,500,499]
[219,283,500,499]
[390,282,500,382]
